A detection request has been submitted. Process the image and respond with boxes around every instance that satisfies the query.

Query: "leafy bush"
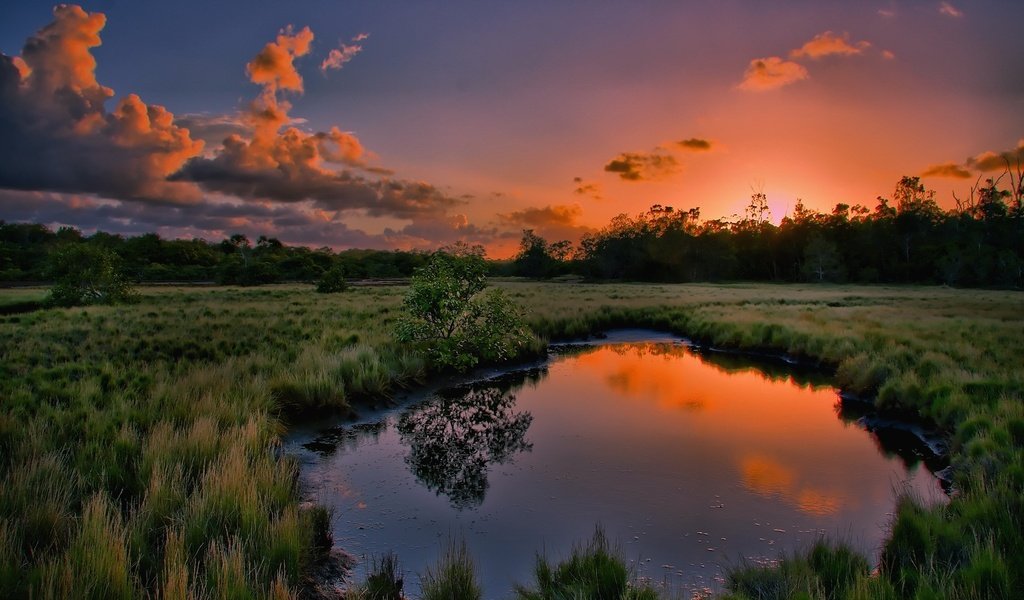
[316,264,350,293]
[46,244,138,307]
[396,251,532,371]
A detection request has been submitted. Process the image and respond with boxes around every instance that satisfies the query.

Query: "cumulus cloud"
[881,50,896,60]
[790,31,870,59]
[967,140,1024,172]
[737,57,809,91]
[675,138,713,151]
[174,25,462,220]
[246,25,314,94]
[939,2,964,18]
[0,5,204,203]
[603,151,680,181]
[921,162,972,179]
[321,33,369,73]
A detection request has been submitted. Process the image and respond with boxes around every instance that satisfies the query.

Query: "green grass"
[0,282,1021,598]
[419,539,483,600]
[514,529,660,600]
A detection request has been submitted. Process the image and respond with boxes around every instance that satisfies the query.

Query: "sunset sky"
[1,1,1022,257]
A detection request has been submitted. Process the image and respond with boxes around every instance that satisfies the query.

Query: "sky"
[1,1,1022,257]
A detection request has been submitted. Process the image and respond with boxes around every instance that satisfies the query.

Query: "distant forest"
[2,175,1022,288]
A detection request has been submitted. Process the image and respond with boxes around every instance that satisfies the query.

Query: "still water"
[291,332,943,597]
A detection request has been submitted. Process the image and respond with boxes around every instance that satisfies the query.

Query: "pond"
[289,331,945,597]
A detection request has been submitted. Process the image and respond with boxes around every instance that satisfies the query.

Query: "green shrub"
[396,251,533,371]
[316,264,350,294]
[46,244,138,307]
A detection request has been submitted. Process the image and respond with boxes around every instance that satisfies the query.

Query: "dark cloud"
[0,188,490,251]
[603,151,680,181]
[676,138,713,151]
[0,5,204,203]
[572,177,602,200]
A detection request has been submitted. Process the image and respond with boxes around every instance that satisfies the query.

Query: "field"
[1,282,1021,599]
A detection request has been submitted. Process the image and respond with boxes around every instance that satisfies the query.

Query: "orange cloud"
[500,204,582,227]
[174,25,462,220]
[0,5,203,202]
[737,56,809,91]
[939,2,964,18]
[967,140,1024,172]
[604,151,680,181]
[921,162,972,179]
[321,34,369,73]
[246,25,314,94]
[790,31,870,59]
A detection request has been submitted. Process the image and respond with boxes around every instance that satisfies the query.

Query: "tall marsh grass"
[0,282,1021,598]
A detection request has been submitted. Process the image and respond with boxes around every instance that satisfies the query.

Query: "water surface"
[291,334,943,596]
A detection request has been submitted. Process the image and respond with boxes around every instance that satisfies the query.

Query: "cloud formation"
[790,31,870,59]
[572,177,603,200]
[603,151,680,181]
[921,162,971,179]
[0,5,204,202]
[939,2,964,18]
[173,25,462,220]
[737,57,809,91]
[675,138,713,151]
[321,33,369,72]
[500,204,582,227]
[967,140,1024,172]
[920,140,1024,181]
[498,203,594,246]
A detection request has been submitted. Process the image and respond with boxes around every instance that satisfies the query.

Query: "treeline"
[510,175,1024,287]
[0,227,431,285]
[3,174,1022,288]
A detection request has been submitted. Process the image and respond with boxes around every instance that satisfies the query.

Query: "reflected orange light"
[740,454,796,497]
[565,344,860,516]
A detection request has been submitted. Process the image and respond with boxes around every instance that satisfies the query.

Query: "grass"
[0,281,1021,598]
[420,540,482,600]
[514,529,660,600]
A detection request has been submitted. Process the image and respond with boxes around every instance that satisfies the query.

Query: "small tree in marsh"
[396,248,532,371]
[46,244,138,306]
[315,263,349,293]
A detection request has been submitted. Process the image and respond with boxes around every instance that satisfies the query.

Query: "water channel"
[288,331,945,597]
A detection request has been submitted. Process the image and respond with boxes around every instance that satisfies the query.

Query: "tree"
[513,229,559,278]
[46,244,138,306]
[801,235,845,282]
[396,251,532,371]
[315,263,349,293]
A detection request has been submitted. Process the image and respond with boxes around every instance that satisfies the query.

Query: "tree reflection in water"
[397,385,533,509]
